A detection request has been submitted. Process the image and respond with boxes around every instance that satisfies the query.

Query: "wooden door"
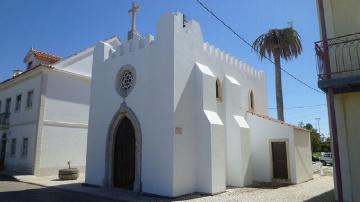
[271,142,288,179]
[113,117,135,189]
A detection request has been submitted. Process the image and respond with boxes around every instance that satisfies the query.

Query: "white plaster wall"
[174,64,226,195]
[322,0,360,39]
[194,115,213,193]
[344,94,360,202]
[43,72,90,124]
[293,129,313,183]
[200,68,226,194]
[3,124,37,173]
[173,68,197,196]
[55,37,120,77]
[223,77,252,187]
[193,66,213,194]
[85,42,113,187]
[56,52,93,77]
[171,12,267,117]
[333,94,353,202]
[86,13,176,197]
[39,125,87,170]
[199,44,268,116]
[209,123,226,193]
[247,114,297,183]
[34,71,90,175]
[0,73,42,173]
[171,11,264,195]
[342,92,360,202]
[0,74,42,126]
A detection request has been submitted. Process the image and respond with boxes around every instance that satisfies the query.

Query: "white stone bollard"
[320,164,324,176]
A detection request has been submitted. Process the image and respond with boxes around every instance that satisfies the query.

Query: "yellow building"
[316,0,360,201]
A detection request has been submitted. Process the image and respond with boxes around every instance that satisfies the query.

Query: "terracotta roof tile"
[247,111,309,132]
[31,49,62,63]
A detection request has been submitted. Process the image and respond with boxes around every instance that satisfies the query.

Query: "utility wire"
[268,104,326,110]
[194,0,324,94]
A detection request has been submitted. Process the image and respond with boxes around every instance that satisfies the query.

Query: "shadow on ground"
[0,187,119,202]
[304,189,335,202]
[245,182,292,189]
[0,174,18,182]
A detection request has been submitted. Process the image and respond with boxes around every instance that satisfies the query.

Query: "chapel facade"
[85,7,312,197]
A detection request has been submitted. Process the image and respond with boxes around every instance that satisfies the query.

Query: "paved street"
[0,175,117,202]
[0,164,334,202]
[178,174,334,202]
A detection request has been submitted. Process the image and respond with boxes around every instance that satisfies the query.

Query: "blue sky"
[0,0,329,135]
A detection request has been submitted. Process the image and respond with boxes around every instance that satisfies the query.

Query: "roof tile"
[31,49,62,63]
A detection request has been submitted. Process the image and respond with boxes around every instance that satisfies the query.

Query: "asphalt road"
[0,175,118,202]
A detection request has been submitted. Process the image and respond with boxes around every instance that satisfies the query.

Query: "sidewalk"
[2,172,85,187]
[0,171,164,202]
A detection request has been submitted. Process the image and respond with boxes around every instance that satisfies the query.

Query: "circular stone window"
[116,65,136,98]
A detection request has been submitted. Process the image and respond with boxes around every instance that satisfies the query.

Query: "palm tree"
[253,27,302,121]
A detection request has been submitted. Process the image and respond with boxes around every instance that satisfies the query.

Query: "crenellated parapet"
[110,34,155,58]
[203,42,265,80]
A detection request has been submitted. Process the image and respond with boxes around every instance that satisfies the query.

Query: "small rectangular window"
[11,138,17,157]
[15,94,22,112]
[5,98,11,114]
[26,90,34,109]
[22,138,28,157]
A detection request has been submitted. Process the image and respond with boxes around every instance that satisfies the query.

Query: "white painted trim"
[43,120,88,129]
[55,48,93,67]
[32,73,47,176]
[54,35,120,67]
[44,68,91,82]
[0,62,91,92]
[0,67,46,90]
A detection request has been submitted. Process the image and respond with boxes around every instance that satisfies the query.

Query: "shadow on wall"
[296,147,313,180]
[242,155,253,186]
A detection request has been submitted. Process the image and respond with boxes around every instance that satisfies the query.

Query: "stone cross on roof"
[128,2,141,40]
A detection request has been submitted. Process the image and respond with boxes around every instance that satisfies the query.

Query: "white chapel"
[85,4,312,197]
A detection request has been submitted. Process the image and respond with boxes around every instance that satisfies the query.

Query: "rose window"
[116,65,136,98]
[120,71,134,90]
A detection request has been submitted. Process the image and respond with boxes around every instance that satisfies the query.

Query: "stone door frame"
[104,102,142,192]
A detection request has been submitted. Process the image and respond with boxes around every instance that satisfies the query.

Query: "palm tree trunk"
[274,50,284,121]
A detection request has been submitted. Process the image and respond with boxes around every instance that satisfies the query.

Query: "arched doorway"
[105,103,142,192]
[113,117,135,189]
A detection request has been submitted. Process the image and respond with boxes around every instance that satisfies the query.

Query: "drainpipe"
[317,0,343,201]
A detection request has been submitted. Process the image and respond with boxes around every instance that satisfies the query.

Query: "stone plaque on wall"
[175,127,183,135]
